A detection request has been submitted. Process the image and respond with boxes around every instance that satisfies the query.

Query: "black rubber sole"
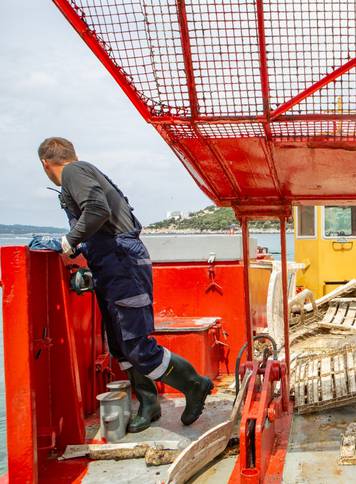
[127,409,162,433]
[181,377,214,426]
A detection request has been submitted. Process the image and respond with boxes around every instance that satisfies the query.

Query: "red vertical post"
[1,247,38,484]
[280,217,290,374]
[256,0,270,118]
[91,292,98,413]
[241,217,253,361]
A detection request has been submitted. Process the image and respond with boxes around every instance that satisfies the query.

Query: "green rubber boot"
[127,367,161,433]
[159,353,214,425]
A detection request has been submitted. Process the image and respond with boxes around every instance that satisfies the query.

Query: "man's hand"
[61,236,75,256]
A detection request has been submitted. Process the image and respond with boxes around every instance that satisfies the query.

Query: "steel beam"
[176,0,199,118]
[240,218,254,361]
[256,0,271,122]
[271,58,356,120]
[280,217,290,374]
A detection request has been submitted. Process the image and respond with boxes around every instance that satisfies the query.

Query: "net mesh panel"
[69,0,355,138]
[264,0,356,115]
[185,1,263,117]
[73,0,191,115]
[271,120,356,141]
[197,123,265,138]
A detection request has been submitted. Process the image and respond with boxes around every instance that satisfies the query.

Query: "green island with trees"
[1,206,294,236]
[146,206,293,233]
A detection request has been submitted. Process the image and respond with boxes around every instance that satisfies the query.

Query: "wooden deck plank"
[319,322,356,333]
[321,357,333,402]
[333,298,356,303]
[319,301,356,332]
[295,347,356,413]
[334,354,348,398]
[313,358,319,403]
[332,302,348,326]
[321,302,338,324]
[306,361,314,404]
[292,353,300,401]
[297,361,306,407]
[347,349,356,394]
[343,302,356,328]
[166,371,251,484]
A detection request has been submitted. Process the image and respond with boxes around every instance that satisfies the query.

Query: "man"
[38,137,213,432]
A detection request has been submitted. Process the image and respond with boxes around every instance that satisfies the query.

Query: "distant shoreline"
[0,229,294,237]
[0,232,64,237]
[142,229,294,235]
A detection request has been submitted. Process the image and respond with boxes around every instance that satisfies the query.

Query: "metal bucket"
[96,390,131,442]
[107,380,132,417]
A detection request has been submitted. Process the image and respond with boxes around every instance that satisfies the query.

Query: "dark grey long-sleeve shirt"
[61,161,136,247]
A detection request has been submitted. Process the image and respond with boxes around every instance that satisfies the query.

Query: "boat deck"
[82,379,236,484]
[284,406,356,483]
[81,381,356,484]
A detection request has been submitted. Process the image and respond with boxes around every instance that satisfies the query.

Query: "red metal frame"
[52,0,356,211]
[234,213,293,483]
[280,217,290,374]
[176,0,198,119]
[270,58,356,121]
[256,0,272,142]
[240,218,254,361]
[0,248,110,483]
[1,247,37,484]
[2,247,271,482]
[229,359,292,483]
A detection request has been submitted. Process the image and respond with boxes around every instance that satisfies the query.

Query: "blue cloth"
[28,235,62,252]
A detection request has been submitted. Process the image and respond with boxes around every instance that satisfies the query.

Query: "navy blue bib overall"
[59,174,169,378]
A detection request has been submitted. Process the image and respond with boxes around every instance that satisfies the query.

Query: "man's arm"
[62,164,111,248]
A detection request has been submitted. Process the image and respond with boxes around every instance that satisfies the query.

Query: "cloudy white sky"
[0,1,209,228]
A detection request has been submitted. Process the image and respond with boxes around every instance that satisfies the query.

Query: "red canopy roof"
[54,0,356,216]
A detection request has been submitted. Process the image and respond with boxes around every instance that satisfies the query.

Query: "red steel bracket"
[205,259,224,295]
[95,352,115,378]
[229,359,293,483]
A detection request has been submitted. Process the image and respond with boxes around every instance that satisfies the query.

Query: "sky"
[0,1,209,228]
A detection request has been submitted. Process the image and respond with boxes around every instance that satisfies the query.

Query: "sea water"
[0,232,294,474]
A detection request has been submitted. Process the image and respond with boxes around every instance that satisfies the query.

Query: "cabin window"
[324,206,356,238]
[296,206,315,238]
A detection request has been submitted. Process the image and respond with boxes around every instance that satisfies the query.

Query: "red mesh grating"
[197,123,265,138]
[72,0,191,115]
[165,124,197,139]
[271,120,356,141]
[185,1,263,117]
[264,0,356,115]
[61,1,355,140]
[285,72,356,116]
[55,0,356,206]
